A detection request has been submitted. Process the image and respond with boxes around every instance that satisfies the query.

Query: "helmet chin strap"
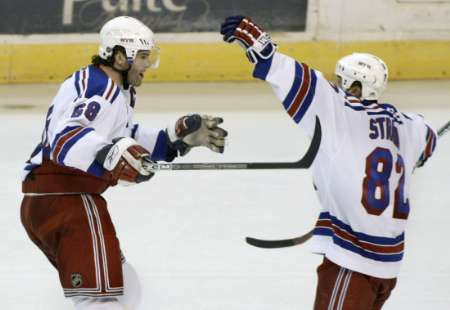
[121,69,131,90]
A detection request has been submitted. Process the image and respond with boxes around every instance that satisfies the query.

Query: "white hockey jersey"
[253,52,437,278]
[23,65,176,193]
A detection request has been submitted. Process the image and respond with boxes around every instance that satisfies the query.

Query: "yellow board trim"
[1,41,450,83]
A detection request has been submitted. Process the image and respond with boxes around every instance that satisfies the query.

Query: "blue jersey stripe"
[318,212,404,245]
[427,126,437,154]
[74,71,80,97]
[293,69,317,123]
[419,126,437,163]
[313,226,404,262]
[282,62,303,111]
[51,126,81,152]
[344,103,366,111]
[57,128,94,164]
[332,234,404,262]
[314,226,333,236]
[110,87,120,104]
[344,102,404,124]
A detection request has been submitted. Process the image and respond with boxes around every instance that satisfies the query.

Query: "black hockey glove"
[220,15,276,64]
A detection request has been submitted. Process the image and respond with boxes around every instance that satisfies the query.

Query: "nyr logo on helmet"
[120,38,134,43]
[358,61,372,70]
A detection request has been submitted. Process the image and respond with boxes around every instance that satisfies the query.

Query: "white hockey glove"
[167,114,228,156]
[96,137,154,185]
[220,15,276,64]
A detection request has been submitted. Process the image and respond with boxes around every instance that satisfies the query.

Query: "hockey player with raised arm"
[20,16,227,310]
[221,16,437,309]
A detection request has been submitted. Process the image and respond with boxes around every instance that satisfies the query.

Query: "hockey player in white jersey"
[221,16,437,309]
[20,16,227,310]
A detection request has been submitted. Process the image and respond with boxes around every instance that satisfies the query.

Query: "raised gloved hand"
[220,15,276,64]
[96,137,154,185]
[167,114,228,156]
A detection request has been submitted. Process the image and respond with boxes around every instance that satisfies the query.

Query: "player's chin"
[131,77,143,87]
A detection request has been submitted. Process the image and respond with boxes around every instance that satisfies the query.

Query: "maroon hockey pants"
[20,193,124,298]
[314,257,397,310]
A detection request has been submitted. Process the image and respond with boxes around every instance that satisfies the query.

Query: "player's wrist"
[246,39,277,64]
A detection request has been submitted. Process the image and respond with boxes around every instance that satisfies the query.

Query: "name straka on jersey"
[369,117,400,148]
[339,90,401,149]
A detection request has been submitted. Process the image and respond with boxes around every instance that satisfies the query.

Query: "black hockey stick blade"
[146,116,321,171]
[246,229,314,249]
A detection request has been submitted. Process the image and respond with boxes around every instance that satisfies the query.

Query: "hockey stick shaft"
[437,120,450,137]
[145,116,321,171]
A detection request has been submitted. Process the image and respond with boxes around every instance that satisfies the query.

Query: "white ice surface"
[1,82,449,309]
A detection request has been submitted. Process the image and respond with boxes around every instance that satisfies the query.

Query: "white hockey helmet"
[99,16,159,68]
[335,53,388,100]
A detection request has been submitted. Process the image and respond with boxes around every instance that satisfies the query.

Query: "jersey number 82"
[361,147,409,220]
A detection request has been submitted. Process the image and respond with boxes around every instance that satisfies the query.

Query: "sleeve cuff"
[252,56,273,80]
[151,130,178,162]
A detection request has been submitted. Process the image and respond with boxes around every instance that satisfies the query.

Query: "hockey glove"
[167,114,228,156]
[220,15,276,64]
[96,137,154,185]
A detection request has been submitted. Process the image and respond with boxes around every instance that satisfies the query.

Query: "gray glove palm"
[168,114,228,156]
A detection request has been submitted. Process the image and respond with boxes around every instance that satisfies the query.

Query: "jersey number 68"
[71,101,101,121]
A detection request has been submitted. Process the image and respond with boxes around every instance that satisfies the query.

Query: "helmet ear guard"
[335,53,388,100]
[99,16,160,69]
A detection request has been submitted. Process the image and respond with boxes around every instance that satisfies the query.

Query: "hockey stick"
[246,120,450,249]
[145,116,321,171]
[437,120,450,137]
[246,229,314,249]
